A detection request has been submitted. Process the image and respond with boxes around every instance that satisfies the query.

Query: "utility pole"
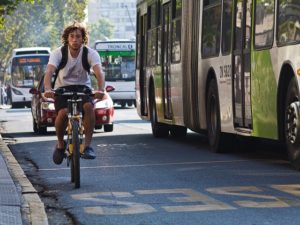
[125,5,135,34]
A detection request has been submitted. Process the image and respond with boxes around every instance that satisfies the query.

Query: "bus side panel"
[251,49,278,139]
[153,66,165,122]
[181,0,202,131]
[170,63,184,126]
[135,68,143,118]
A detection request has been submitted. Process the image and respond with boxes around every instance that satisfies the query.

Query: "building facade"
[87,0,136,40]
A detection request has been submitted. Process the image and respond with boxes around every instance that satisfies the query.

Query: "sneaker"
[81,146,96,159]
[53,141,66,165]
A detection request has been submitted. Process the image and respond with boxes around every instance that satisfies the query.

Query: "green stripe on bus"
[251,50,278,139]
[98,51,135,57]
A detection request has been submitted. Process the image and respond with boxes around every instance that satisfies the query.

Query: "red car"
[29,76,115,134]
[94,85,115,132]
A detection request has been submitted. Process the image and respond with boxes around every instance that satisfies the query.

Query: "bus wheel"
[284,77,300,170]
[206,79,233,153]
[170,125,187,138]
[150,89,169,138]
[121,102,126,108]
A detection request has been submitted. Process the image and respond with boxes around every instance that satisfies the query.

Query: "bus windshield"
[11,55,49,88]
[100,51,135,81]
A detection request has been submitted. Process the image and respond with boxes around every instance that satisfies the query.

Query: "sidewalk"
[0,134,48,225]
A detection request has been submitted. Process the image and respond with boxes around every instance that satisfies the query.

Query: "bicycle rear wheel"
[70,120,80,188]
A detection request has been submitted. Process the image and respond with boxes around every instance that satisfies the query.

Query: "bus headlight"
[41,102,55,110]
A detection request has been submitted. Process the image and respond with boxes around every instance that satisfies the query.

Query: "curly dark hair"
[61,21,88,45]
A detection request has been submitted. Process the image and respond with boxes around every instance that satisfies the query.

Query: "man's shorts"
[54,85,94,113]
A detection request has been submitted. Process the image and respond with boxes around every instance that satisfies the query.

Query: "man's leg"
[83,102,95,147]
[55,108,68,148]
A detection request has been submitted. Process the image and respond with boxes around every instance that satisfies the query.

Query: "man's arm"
[43,64,56,98]
[44,64,56,91]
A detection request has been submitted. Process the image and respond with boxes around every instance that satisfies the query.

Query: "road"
[1,106,300,225]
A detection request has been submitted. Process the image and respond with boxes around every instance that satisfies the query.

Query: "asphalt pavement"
[0,132,48,225]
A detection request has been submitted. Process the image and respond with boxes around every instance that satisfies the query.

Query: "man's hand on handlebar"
[94,90,106,100]
[43,89,55,99]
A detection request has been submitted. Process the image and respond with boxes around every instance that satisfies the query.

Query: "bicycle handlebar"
[54,86,94,97]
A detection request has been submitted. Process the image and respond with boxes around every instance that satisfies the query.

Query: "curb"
[0,135,48,225]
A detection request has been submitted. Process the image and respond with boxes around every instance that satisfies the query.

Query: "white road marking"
[39,159,250,171]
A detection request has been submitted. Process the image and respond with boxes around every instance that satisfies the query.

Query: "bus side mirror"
[106,85,115,92]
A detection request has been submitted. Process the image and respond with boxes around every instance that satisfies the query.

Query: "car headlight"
[95,99,111,109]
[41,102,55,110]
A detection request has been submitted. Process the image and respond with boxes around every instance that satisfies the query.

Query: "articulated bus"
[136,0,300,169]
[6,47,50,108]
[94,39,136,107]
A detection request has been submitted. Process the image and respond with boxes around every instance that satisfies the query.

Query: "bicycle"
[55,86,94,188]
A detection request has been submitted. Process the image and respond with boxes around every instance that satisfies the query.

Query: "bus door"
[162,2,172,119]
[139,13,148,116]
[232,0,252,129]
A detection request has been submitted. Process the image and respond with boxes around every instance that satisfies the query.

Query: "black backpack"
[51,45,91,88]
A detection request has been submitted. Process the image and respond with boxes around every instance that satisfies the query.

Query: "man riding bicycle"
[44,21,105,164]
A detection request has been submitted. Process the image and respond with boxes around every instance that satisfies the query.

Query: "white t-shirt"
[48,45,101,89]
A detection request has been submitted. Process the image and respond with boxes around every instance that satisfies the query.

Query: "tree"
[87,17,115,47]
[0,0,88,70]
[0,0,35,28]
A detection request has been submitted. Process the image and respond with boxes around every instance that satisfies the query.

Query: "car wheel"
[104,124,113,132]
[95,125,103,130]
[38,126,47,134]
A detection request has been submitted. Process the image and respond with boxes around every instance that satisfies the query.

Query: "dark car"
[29,76,115,134]
[29,76,56,134]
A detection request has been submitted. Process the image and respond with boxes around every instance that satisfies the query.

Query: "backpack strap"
[51,45,68,88]
[82,46,90,74]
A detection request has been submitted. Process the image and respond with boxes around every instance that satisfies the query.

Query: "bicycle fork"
[66,98,85,166]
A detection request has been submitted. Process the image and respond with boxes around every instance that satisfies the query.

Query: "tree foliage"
[0,0,89,69]
[88,17,115,47]
[0,0,115,71]
[0,0,34,28]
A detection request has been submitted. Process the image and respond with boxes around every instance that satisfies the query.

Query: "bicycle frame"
[66,97,84,156]
[55,86,93,188]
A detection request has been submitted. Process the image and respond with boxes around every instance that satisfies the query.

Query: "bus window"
[222,0,233,54]
[202,0,222,58]
[277,0,300,45]
[254,0,275,49]
[171,0,182,63]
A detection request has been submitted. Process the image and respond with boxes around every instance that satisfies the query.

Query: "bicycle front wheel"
[71,120,80,188]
